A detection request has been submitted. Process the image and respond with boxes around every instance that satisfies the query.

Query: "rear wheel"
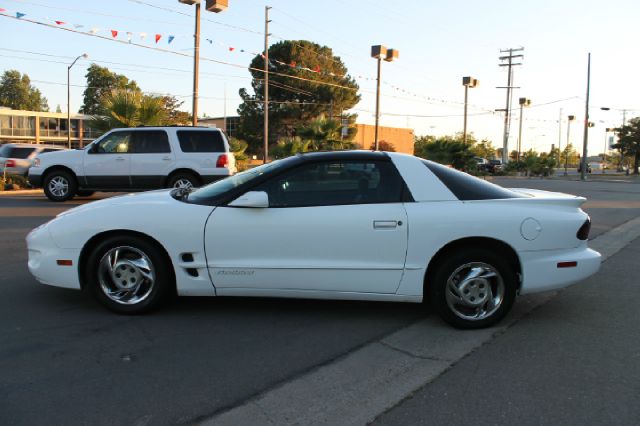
[167,172,199,190]
[429,248,517,329]
[43,170,76,202]
[85,235,173,314]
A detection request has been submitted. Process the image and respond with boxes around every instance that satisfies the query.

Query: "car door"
[129,130,174,188]
[204,159,409,294]
[83,131,131,188]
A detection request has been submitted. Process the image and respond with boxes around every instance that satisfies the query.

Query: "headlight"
[33,158,40,167]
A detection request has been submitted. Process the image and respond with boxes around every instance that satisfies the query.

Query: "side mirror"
[88,143,98,154]
[229,191,269,208]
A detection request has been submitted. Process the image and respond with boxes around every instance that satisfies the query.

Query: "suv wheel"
[43,170,77,202]
[168,173,199,190]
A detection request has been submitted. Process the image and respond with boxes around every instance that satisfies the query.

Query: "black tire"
[76,190,95,197]
[167,172,200,190]
[43,170,77,202]
[429,248,517,329]
[85,235,174,314]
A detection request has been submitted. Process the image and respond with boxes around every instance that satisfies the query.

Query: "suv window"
[177,130,225,153]
[254,160,404,208]
[0,146,36,159]
[95,132,132,154]
[41,148,61,154]
[132,130,170,153]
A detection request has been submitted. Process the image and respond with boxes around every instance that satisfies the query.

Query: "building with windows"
[198,115,415,154]
[0,108,99,149]
[198,116,240,138]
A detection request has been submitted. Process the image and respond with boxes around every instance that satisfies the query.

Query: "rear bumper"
[519,245,601,294]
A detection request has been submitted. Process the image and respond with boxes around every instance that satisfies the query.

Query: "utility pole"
[374,54,382,149]
[558,108,563,168]
[263,5,271,164]
[565,115,575,176]
[580,52,591,181]
[496,47,524,164]
[462,76,479,145]
[192,1,201,126]
[517,97,530,162]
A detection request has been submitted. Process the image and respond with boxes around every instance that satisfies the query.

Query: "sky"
[1,0,639,155]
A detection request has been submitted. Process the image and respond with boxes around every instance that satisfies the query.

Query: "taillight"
[5,159,16,167]
[577,217,591,240]
[216,154,228,168]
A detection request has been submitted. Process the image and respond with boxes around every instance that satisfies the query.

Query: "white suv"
[29,126,236,201]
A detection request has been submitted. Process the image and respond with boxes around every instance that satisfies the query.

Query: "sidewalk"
[0,189,43,196]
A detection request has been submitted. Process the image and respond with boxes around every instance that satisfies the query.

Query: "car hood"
[56,189,175,218]
[37,149,83,164]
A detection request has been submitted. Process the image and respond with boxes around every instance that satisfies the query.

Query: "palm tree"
[89,89,168,133]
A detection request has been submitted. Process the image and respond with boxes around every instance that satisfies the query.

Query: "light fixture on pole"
[371,45,399,151]
[462,76,479,145]
[580,52,591,181]
[178,0,229,126]
[517,97,531,162]
[67,53,88,149]
[564,115,575,176]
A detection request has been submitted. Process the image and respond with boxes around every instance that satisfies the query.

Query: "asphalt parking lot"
[2,178,640,425]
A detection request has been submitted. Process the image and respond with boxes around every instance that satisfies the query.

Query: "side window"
[132,130,170,153]
[254,160,404,208]
[41,148,61,154]
[95,132,132,154]
[177,130,225,152]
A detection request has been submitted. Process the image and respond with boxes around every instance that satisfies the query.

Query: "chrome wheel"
[97,246,156,305]
[172,178,194,190]
[445,262,505,321]
[48,176,69,198]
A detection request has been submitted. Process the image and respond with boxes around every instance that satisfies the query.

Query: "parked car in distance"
[486,159,503,174]
[0,143,66,176]
[27,151,601,329]
[28,126,236,201]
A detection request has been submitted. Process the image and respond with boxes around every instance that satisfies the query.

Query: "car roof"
[295,150,390,162]
[114,126,222,131]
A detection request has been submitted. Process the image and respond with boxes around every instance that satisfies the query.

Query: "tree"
[296,117,355,151]
[89,89,167,132]
[472,139,497,159]
[370,140,396,152]
[80,64,140,114]
[161,95,191,125]
[413,134,475,170]
[0,70,48,111]
[613,118,640,175]
[236,40,361,153]
[55,104,62,113]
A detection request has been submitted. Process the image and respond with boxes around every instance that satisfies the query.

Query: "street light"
[462,76,479,145]
[564,115,575,175]
[603,127,613,173]
[371,45,399,151]
[67,53,88,149]
[517,97,531,162]
[178,0,229,126]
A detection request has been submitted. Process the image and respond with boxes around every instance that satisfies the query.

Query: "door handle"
[373,220,399,229]
[115,157,125,162]
[162,156,171,161]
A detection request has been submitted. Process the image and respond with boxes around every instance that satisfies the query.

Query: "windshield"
[187,158,289,203]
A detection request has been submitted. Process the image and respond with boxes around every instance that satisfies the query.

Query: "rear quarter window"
[177,130,225,153]
[423,160,525,200]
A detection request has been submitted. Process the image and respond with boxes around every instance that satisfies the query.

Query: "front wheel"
[43,170,77,202]
[85,235,174,314]
[429,248,517,329]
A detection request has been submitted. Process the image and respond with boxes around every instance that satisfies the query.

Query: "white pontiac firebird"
[26,151,601,329]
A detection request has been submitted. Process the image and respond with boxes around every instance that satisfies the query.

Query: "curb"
[0,189,43,196]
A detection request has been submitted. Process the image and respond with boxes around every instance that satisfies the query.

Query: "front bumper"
[26,224,81,290]
[519,244,601,294]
